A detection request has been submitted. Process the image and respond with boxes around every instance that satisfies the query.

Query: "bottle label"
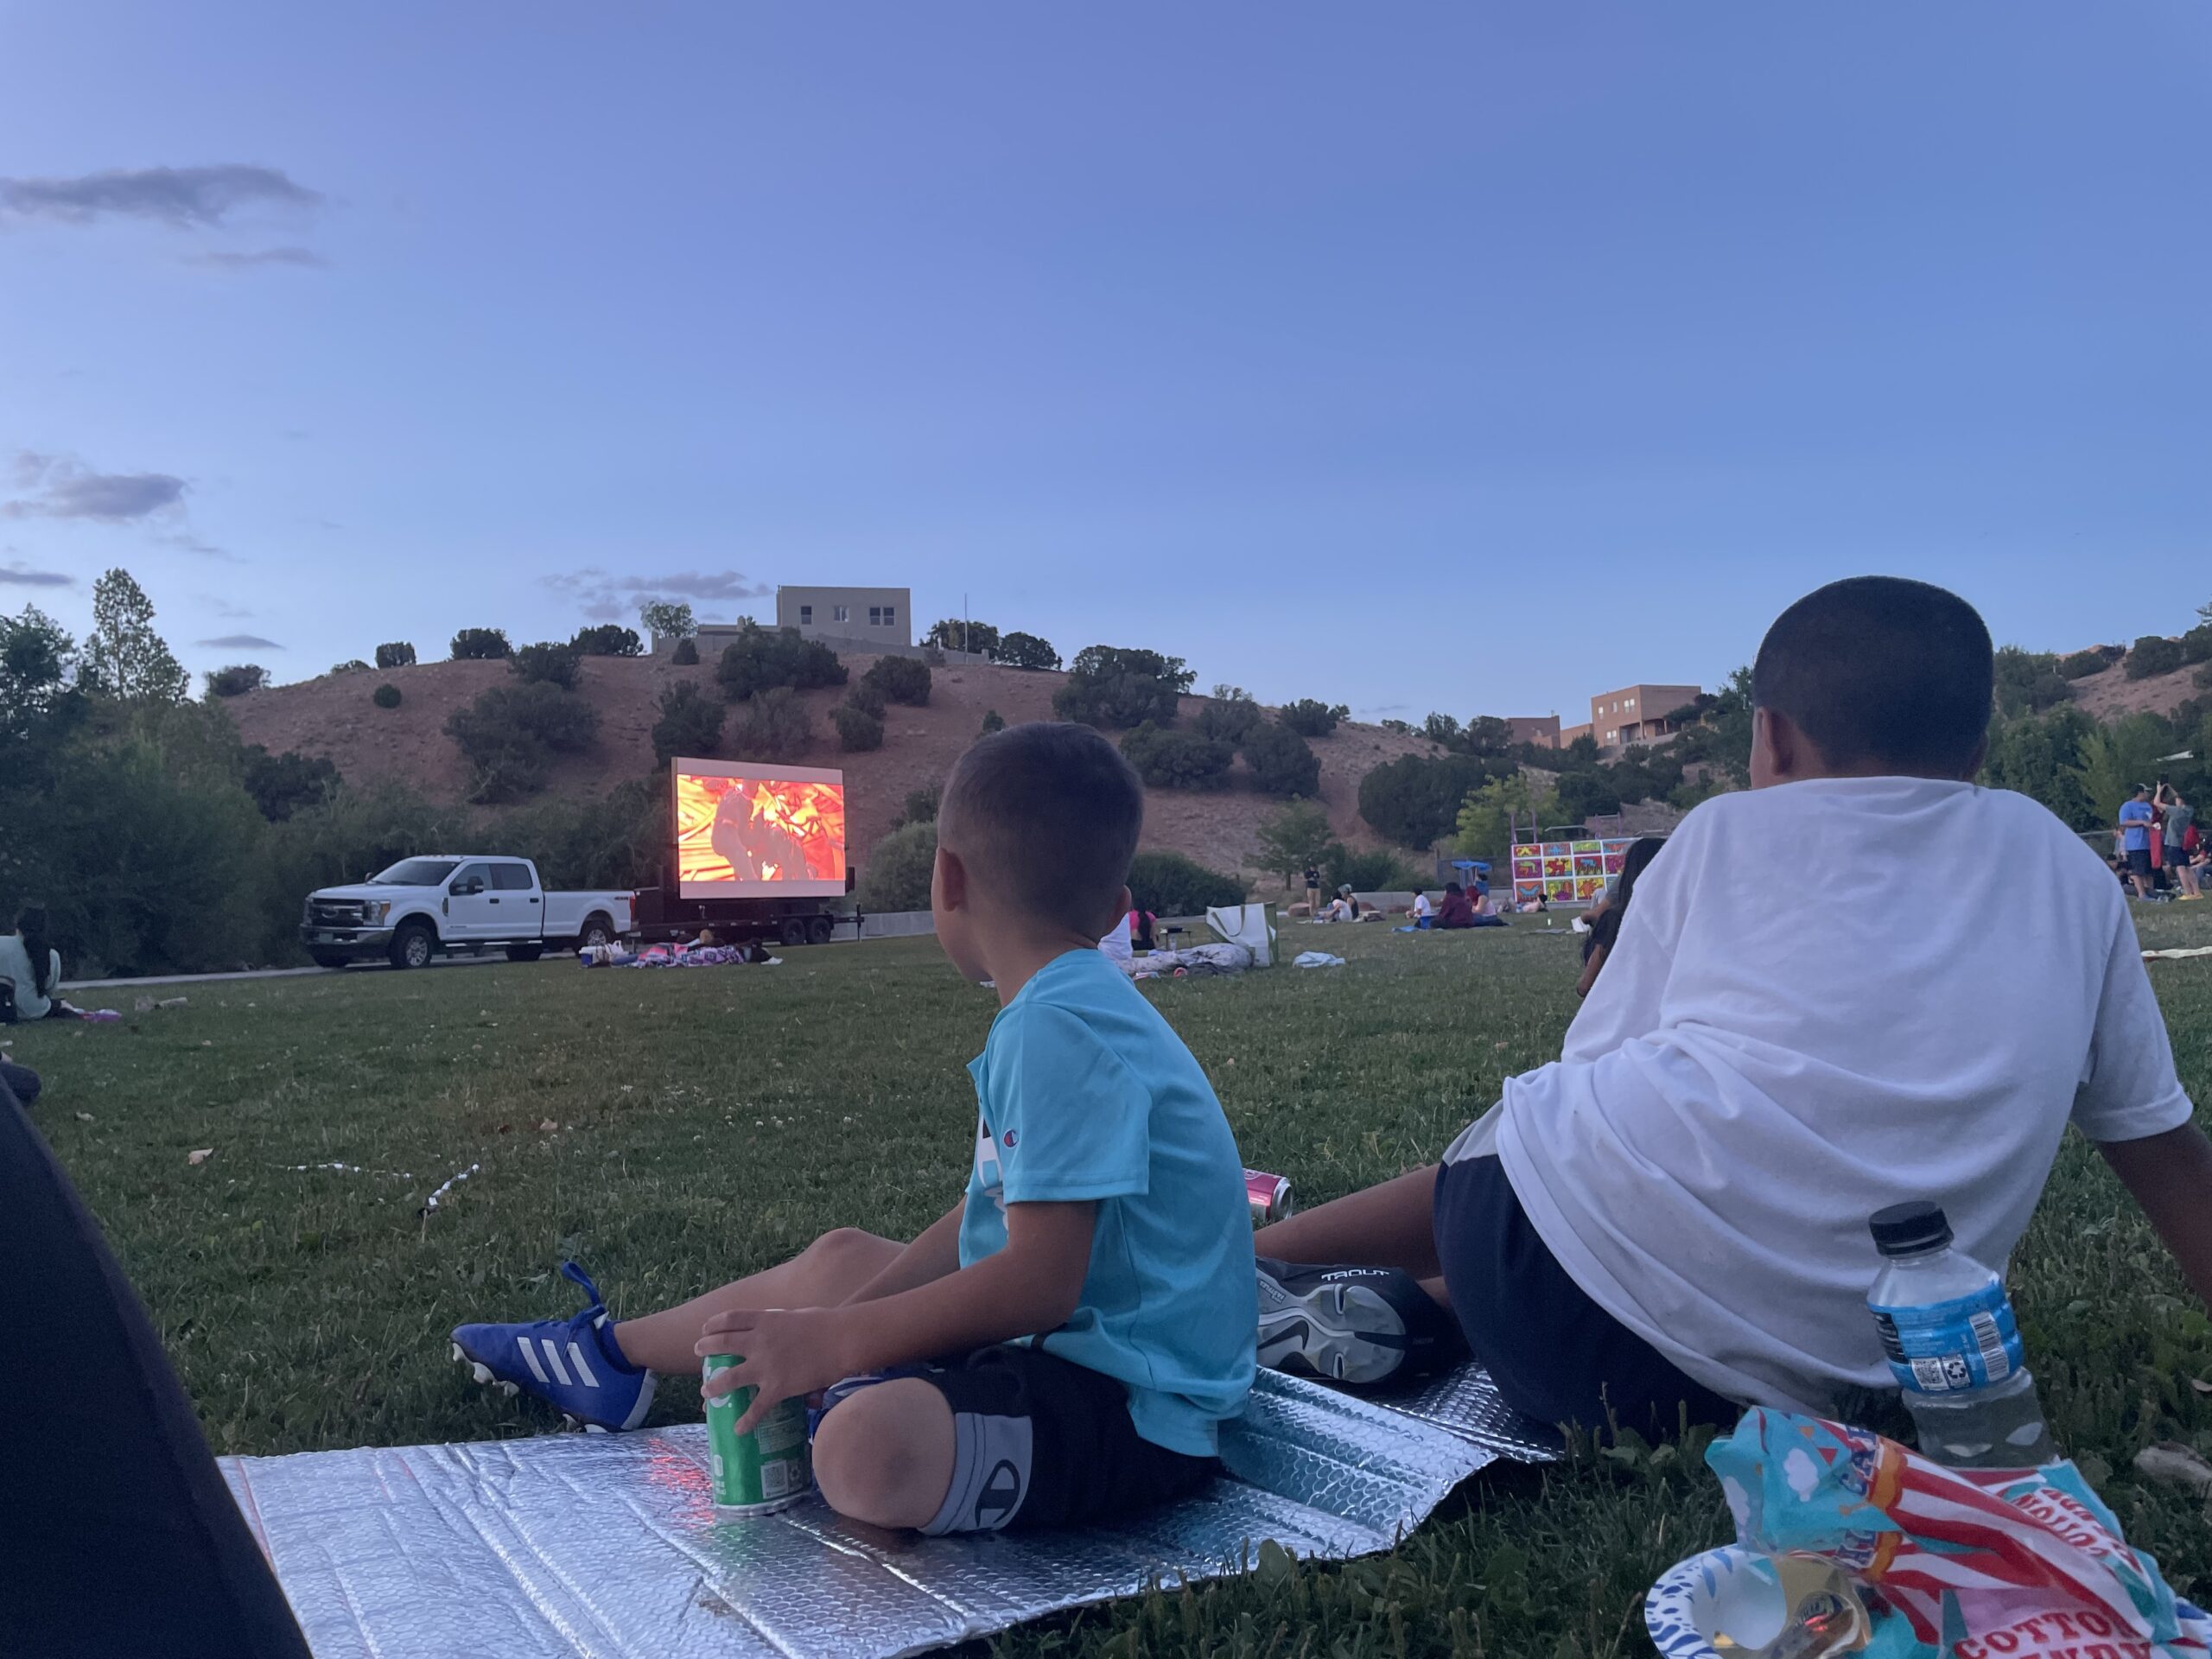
[1867,1281,2023,1394]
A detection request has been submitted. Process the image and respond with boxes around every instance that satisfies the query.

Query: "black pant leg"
[0,1079,313,1659]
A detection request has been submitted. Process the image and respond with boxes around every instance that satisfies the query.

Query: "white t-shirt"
[1467,777,2192,1414]
[0,934,60,1020]
[1413,893,1433,919]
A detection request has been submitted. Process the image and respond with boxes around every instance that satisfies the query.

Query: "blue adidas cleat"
[451,1262,656,1432]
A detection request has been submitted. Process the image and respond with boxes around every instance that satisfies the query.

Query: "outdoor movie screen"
[672,760,848,900]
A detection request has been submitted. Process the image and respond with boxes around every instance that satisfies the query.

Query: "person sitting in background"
[1409,890,1433,927]
[1577,837,1666,997]
[1129,906,1158,951]
[1433,883,1476,928]
[0,907,77,1023]
[1466,883,1508,928]
[1319,886,1360,923]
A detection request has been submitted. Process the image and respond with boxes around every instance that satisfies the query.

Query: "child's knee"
[810,1379,954,1530]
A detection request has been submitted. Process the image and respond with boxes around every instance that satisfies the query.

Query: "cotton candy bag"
[1705,1410,2211,1659]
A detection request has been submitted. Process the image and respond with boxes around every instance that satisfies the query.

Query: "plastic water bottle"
[1866,1201,2055,1469]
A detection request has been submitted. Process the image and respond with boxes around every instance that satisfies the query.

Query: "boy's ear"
[1751,705,1804,787]
[934,845,968,910]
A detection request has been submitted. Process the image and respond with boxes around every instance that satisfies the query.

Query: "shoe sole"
[451,1340,623,1432]
[1256,1280,1409,1386]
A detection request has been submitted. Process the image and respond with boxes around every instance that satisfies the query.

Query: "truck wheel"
[389,923,435,971]
[505,945,544,963]
[311,953,353,970]
[806,915,835,946]
[578,914,615,950]
[779,918,807,947]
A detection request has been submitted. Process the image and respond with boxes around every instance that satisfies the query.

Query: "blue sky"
[3,3,2207,722]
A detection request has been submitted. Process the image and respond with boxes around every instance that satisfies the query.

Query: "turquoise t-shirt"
[959,948,1256,1458]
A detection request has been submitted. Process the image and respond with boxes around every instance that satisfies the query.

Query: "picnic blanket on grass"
[221,1363,1556,1659]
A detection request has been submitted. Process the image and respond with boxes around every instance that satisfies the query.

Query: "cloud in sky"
[197,593,254,619]
[0,560,73,588]
[158,531,238,562]
[197,633,282,650]
[0,163,321,228]
[3,453,186,522]
[188,245,329,270]
[545,567,772,622]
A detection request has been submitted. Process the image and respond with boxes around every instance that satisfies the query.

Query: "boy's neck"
[980,920,1108,1007]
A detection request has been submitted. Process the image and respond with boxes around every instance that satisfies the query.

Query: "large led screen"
[673,760,848,899]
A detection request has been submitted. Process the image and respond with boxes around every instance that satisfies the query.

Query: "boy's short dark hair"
[1752,576,1993,777]
[938,721,1144,935]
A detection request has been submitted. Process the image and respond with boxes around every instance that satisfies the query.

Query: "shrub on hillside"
[899,784,941,827]
[1357,753,1506,847]
[571,623,644,658]
[833,697,886,752]
[925,618,1000,655]
[1197,690,1262,745]
[671,636,699,666]
[1279,698,1347,738]
[243,746,341,822]
[2057,644,2126,680]
[511,640,583,690]
[1993,646,2071,718]
[2183,626,2212,666]
[1241,721,1321,797]
[1052,645,1192,728]
[716,623,847,700]
[2126,635,2185,681]
[1120,721,1233,789]
[861,654,932,707]
[734,685,813,760]
[374,641,416,670]
[372,683,403,709]
[1324,845,1427,895]
[206,664,267,697]
[444,680,600,802]
[855,819,937,912]
[1127,849,1244,918]
[652,681,724,766]
[330,658,371,675]
[1554,769,1622,824]
[996,631,1060,671]
[980,709,1005,735]
[449,627,512,660]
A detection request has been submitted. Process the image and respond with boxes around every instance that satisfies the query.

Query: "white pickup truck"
[301,855,634,970]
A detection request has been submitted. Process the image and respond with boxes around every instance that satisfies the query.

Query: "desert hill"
[222,653,1432,878]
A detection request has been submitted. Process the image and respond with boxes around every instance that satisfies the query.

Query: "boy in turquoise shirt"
[454,722,1255,1533]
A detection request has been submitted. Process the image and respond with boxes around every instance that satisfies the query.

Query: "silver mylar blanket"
[220,1364,1558,1659]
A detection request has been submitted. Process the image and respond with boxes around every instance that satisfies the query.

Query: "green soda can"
[702,1354,811,1515]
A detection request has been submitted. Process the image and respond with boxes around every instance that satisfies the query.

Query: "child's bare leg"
[1254,1164,1443,1282]
[810,1378,956,1530]
[613,1228,903,1374]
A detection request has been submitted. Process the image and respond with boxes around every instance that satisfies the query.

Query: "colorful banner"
[1511,838,1637,906]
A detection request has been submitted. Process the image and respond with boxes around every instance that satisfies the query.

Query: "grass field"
[17,904,2212,1657]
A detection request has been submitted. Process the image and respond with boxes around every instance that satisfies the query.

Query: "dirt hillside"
[223,655,1433,878]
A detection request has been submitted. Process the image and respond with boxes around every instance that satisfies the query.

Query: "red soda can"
[1243,1167,1293,1224]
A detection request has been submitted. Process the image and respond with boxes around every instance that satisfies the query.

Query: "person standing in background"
[1303,863,1321,918]
[2161,785,2198,899]
[2118,786,2156,900]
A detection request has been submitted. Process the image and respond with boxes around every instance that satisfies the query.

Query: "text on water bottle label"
[1868,1281,2023,1394]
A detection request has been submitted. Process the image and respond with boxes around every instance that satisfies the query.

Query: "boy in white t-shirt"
[1254,576,2212,1430]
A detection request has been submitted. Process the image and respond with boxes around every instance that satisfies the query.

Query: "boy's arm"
[2099,1125,2212,1307]
[839,1198,967,1307]
[702,1200,1095,1432]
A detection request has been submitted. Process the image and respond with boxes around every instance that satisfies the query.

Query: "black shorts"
[1431,1154,1738,1436]
[2129,847,2154,876]
[817,1345,1215,1535]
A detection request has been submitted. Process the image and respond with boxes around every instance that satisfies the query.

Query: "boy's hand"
[696,1306,855,1435]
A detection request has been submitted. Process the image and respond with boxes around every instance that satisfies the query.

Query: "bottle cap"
[1869,1200,1953,1256]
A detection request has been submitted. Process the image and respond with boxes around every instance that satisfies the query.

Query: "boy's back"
[1495,776,2188,1410]
[964,946,1255,1455]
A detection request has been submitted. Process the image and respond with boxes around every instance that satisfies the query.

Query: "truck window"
[489,863,534,892]
[373,858,460,887]
[450,862,493,893]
